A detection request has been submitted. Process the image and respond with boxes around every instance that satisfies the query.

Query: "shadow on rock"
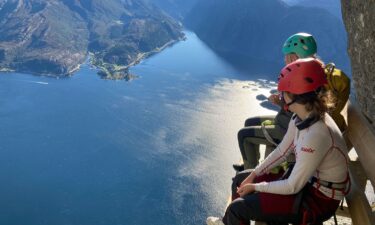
[260,101,279,112]
[256,94,268,101]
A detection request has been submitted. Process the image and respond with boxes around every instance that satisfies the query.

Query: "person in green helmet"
[283,32,318,59]
[233,32,350,171]
[281,32,350,132]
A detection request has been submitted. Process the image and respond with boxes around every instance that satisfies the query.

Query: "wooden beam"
[347,101,375,187]
[346,161,375,225]
[335,205,351,218]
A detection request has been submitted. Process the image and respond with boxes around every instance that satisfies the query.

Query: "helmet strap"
[283,99,297,112]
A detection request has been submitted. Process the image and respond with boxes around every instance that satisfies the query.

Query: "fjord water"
[0,31,277,225]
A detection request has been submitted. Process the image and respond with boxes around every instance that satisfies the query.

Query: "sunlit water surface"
[0,31,278,225]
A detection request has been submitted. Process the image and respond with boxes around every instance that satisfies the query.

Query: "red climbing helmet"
[277,58,327,95]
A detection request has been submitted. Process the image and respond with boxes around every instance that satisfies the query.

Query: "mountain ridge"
[185,0,350,73]
[0,0,184,78]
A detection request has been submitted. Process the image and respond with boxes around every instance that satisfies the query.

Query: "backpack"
[324,63,351,131]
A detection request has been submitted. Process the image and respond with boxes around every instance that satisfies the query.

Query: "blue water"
[0,31,278,225]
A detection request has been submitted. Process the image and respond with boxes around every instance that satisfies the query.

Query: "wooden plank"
[340,101,375,224]
[349,160,368,191]
[347,101,375,187]
[335,205,351,218]
[346,161,375,225]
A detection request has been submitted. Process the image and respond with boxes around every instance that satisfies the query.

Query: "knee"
[244,117,260,127]
[226,197,255,222]
[225,195,260,224]
[237,128,255,142]
[232,171,252,192]
[231,175,243,196]
[227,198,246,216]
[237,129,244,141]
[232,171,252,183]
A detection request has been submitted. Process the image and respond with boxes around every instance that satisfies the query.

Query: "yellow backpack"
[324,63,351,131]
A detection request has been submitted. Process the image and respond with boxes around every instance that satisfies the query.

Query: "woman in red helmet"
[207,58,350,225]
[234,33,350,172]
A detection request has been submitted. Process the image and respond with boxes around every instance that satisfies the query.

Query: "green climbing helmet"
[282,33,317,58]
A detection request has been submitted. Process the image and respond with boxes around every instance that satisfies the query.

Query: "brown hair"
[286,87,336,120]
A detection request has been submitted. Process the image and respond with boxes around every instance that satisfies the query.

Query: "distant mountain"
[0,0,184,78]
[145,0,199,20]
[283,0,342,19]
[185,0,350,74]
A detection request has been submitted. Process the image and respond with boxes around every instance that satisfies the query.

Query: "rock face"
[185,0,350,73]
[0,0,183,78]
[341,1,375,126]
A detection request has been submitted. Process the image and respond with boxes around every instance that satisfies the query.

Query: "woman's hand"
[237,184,256,197]
[240,171,257,187]
[268,94,282,107]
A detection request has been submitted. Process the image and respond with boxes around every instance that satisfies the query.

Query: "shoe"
[232,163,244,172]
[206,216,225,225]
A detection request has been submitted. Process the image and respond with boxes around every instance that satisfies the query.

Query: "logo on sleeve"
[301,147,315,153]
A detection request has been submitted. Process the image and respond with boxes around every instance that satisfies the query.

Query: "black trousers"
[237,110,291,169]
[223,170,340,225]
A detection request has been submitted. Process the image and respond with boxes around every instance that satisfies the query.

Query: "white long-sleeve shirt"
[253,113,349,200]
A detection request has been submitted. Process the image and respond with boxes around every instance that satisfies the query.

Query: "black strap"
[310,177,347,189]
[333,213,338,225]
[292,114,320,130]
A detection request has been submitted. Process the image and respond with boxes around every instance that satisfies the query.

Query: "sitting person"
[282,33,351,132]
[208,58,350,225]
[234,32,350,171]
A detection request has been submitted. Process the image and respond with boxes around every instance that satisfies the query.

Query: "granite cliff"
[341,0,375,127]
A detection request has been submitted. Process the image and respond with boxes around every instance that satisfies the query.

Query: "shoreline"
[125,38,183,69]
[0,36,185,80]
[91,36,184,80]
